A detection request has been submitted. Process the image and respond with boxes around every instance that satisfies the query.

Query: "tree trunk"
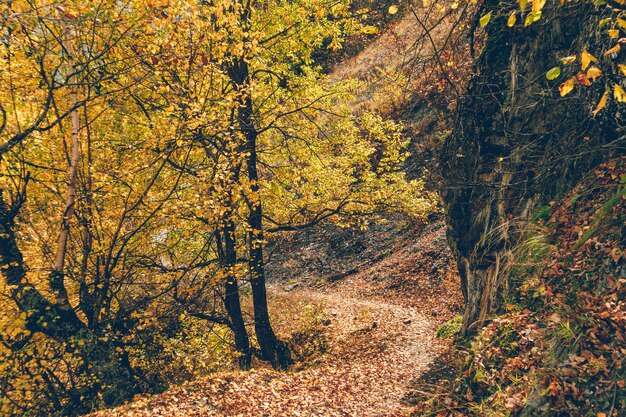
[228,56,293,370]
[51,32,81,316]
[217,220,252,369]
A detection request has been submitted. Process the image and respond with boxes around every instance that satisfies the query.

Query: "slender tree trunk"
[50,32,81,314]
[227,57,293,370]
[217,220,252,369]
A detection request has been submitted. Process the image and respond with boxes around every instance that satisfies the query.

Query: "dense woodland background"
[0,0,624,416]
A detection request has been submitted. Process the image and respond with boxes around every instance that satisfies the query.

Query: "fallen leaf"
[586,66,602,80]
[559,77,576,96]
[614,83,626,102]
[546,67,561,80]
[480,12,492,27]
[362,26,378,34]
[507,12,517,27]
[592,89,609,117]
[605,44,621,56]
[581,50,598,71]
[577,72,591,86]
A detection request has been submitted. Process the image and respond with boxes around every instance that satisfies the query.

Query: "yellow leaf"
[618,63,626,76]
[599,18,612,28]
[519,0,528,10]
[558,77,576,96]
[546,67,561,80]
[586,66,602,80]
[609,29,619,38]
[605,44,621,56]
[362,26,378,34]
[592,89,608,118]
[480,12,492,28]
[532,0,546,12]
[388,5,399,14]
[618,18,626,31]
[614,83,626,102]
[581,50,597,71]
[507,12,517,27]
[524,11,541,26]
[560,55,576,65]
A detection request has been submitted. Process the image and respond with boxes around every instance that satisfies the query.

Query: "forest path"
[266,278,438,416]
[94,274,442,417]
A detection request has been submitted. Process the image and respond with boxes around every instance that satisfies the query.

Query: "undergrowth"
[413,158,626,417]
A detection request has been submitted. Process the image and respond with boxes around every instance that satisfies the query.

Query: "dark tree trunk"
[245,145,293,370]
[227,57,293,370]
[440,0,624,335]
[217,220,252,369]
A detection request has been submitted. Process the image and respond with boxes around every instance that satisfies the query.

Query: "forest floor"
[89,219,462,417]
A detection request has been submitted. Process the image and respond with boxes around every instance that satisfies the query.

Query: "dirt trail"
[92,275,441,417]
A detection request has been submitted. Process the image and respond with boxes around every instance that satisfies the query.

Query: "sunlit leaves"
[388,5,399,14]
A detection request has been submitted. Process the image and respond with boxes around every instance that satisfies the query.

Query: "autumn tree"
[0,0,435,414]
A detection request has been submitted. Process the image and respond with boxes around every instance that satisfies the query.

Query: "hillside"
[414,158,626,416]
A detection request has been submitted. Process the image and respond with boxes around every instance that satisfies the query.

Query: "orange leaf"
[586,66,602,80]
[605,44,621,56]
[592,90,609,118]
[559,77,576,96]
[577,72,591,86]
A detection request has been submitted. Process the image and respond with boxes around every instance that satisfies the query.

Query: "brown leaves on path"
[90,276,448,417]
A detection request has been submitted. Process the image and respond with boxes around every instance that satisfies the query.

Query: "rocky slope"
[441,0,626,333]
